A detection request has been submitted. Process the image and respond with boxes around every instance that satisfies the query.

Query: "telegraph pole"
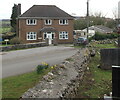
[87,0,89,38]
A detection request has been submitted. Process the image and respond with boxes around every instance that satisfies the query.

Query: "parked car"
[77,37,88,45]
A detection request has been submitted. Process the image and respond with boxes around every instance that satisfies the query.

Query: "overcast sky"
[0,0,120,19]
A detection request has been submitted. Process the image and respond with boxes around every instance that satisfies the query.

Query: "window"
[44,19,52,25]
[43,32,55,40]
[52,34,54,39]
[59,19,68,25]
[43,33,47,40]
[26,19,37,25]
[59,31,68,39]
[27,32,37,40]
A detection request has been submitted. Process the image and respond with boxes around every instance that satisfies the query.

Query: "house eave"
[18,17,74,20]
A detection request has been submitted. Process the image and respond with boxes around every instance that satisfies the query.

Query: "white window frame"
[27,32,37,40]
[59,31,68,39]
[26,19,37,25]
[59,19,68,25]
[43,32,55,40]
[44,19,52,25]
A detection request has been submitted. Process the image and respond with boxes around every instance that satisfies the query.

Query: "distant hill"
[0,19,10,21]
[0,19,10,27]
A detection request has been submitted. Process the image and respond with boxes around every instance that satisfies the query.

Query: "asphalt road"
[2,46,78,78]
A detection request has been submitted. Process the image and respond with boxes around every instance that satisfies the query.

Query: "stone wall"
[0,42,48,52]
[91,38,118,45]
[21,48,91,98]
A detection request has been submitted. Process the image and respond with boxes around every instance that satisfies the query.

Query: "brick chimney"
[17,3,21,16]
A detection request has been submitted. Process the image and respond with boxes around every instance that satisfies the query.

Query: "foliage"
[9,37,22,45]
[2,32,16,40]
[0,27,11,34]
[36,62,49,74]
[74,15,116,30]
[91,32,119,40]
[89,16,105,26]
[74,19,87,30]
[10,4,18,32]
[105,20,116,29]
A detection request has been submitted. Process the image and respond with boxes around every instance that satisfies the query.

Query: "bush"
[9,37,22,45]
[91,32,120,40]
[36,63,49,74]
[2,32,16,40]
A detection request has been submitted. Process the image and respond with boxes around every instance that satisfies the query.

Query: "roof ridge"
[33,5,56,6]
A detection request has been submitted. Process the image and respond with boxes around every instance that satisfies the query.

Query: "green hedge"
[91,32,120,40]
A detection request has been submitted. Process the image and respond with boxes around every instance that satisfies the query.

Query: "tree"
[10,4,18,32]
[74,18,87,30]
[74,12,116,30]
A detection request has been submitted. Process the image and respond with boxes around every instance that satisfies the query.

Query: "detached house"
[17,5,74,44]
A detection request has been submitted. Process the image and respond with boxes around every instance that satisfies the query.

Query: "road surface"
[2,46,78,78]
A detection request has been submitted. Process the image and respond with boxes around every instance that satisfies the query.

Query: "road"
[2,46,78,78]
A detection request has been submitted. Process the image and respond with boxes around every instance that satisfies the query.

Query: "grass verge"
[2,67,52,98]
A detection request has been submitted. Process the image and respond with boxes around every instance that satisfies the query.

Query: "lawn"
[76,43,116,98]
[2,67,52,98]
[0,27,11,34]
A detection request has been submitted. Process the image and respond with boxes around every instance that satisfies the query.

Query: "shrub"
[91,32,120,40]
[36,63,49,74]
[2,32,16,40]
[9,37,22,45]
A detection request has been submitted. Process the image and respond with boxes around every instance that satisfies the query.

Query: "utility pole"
[87,0,89,38]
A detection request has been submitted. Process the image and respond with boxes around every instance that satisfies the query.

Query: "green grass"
[2,67,52,98]
[76,43,114,98]
[0,44,13,47]
[0,27,11,34]
[86,54,112,98]
[95,43,116,49]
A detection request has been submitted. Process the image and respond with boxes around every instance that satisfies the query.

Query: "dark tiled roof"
[95,25,113,32]
[84,25,113,33]
[19,5,73,19]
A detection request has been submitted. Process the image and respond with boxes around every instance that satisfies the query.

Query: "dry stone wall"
[21,48,90,99]
[0,42,48,52]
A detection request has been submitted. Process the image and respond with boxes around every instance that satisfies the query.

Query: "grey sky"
[0,0,120,19]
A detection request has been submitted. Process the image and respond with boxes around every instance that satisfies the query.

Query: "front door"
[43,32,55,44]
[47,33,52,44]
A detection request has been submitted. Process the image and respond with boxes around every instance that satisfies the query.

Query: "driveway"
[2,46,78,78]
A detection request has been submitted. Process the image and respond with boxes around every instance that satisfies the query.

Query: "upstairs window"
[26,19,37,25]
[27,32,37,40]
[44,19,52,25]
[59,31,68,39]
[59,19,68,25]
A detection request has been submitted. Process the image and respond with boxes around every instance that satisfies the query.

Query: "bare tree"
[112,7,118,19]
